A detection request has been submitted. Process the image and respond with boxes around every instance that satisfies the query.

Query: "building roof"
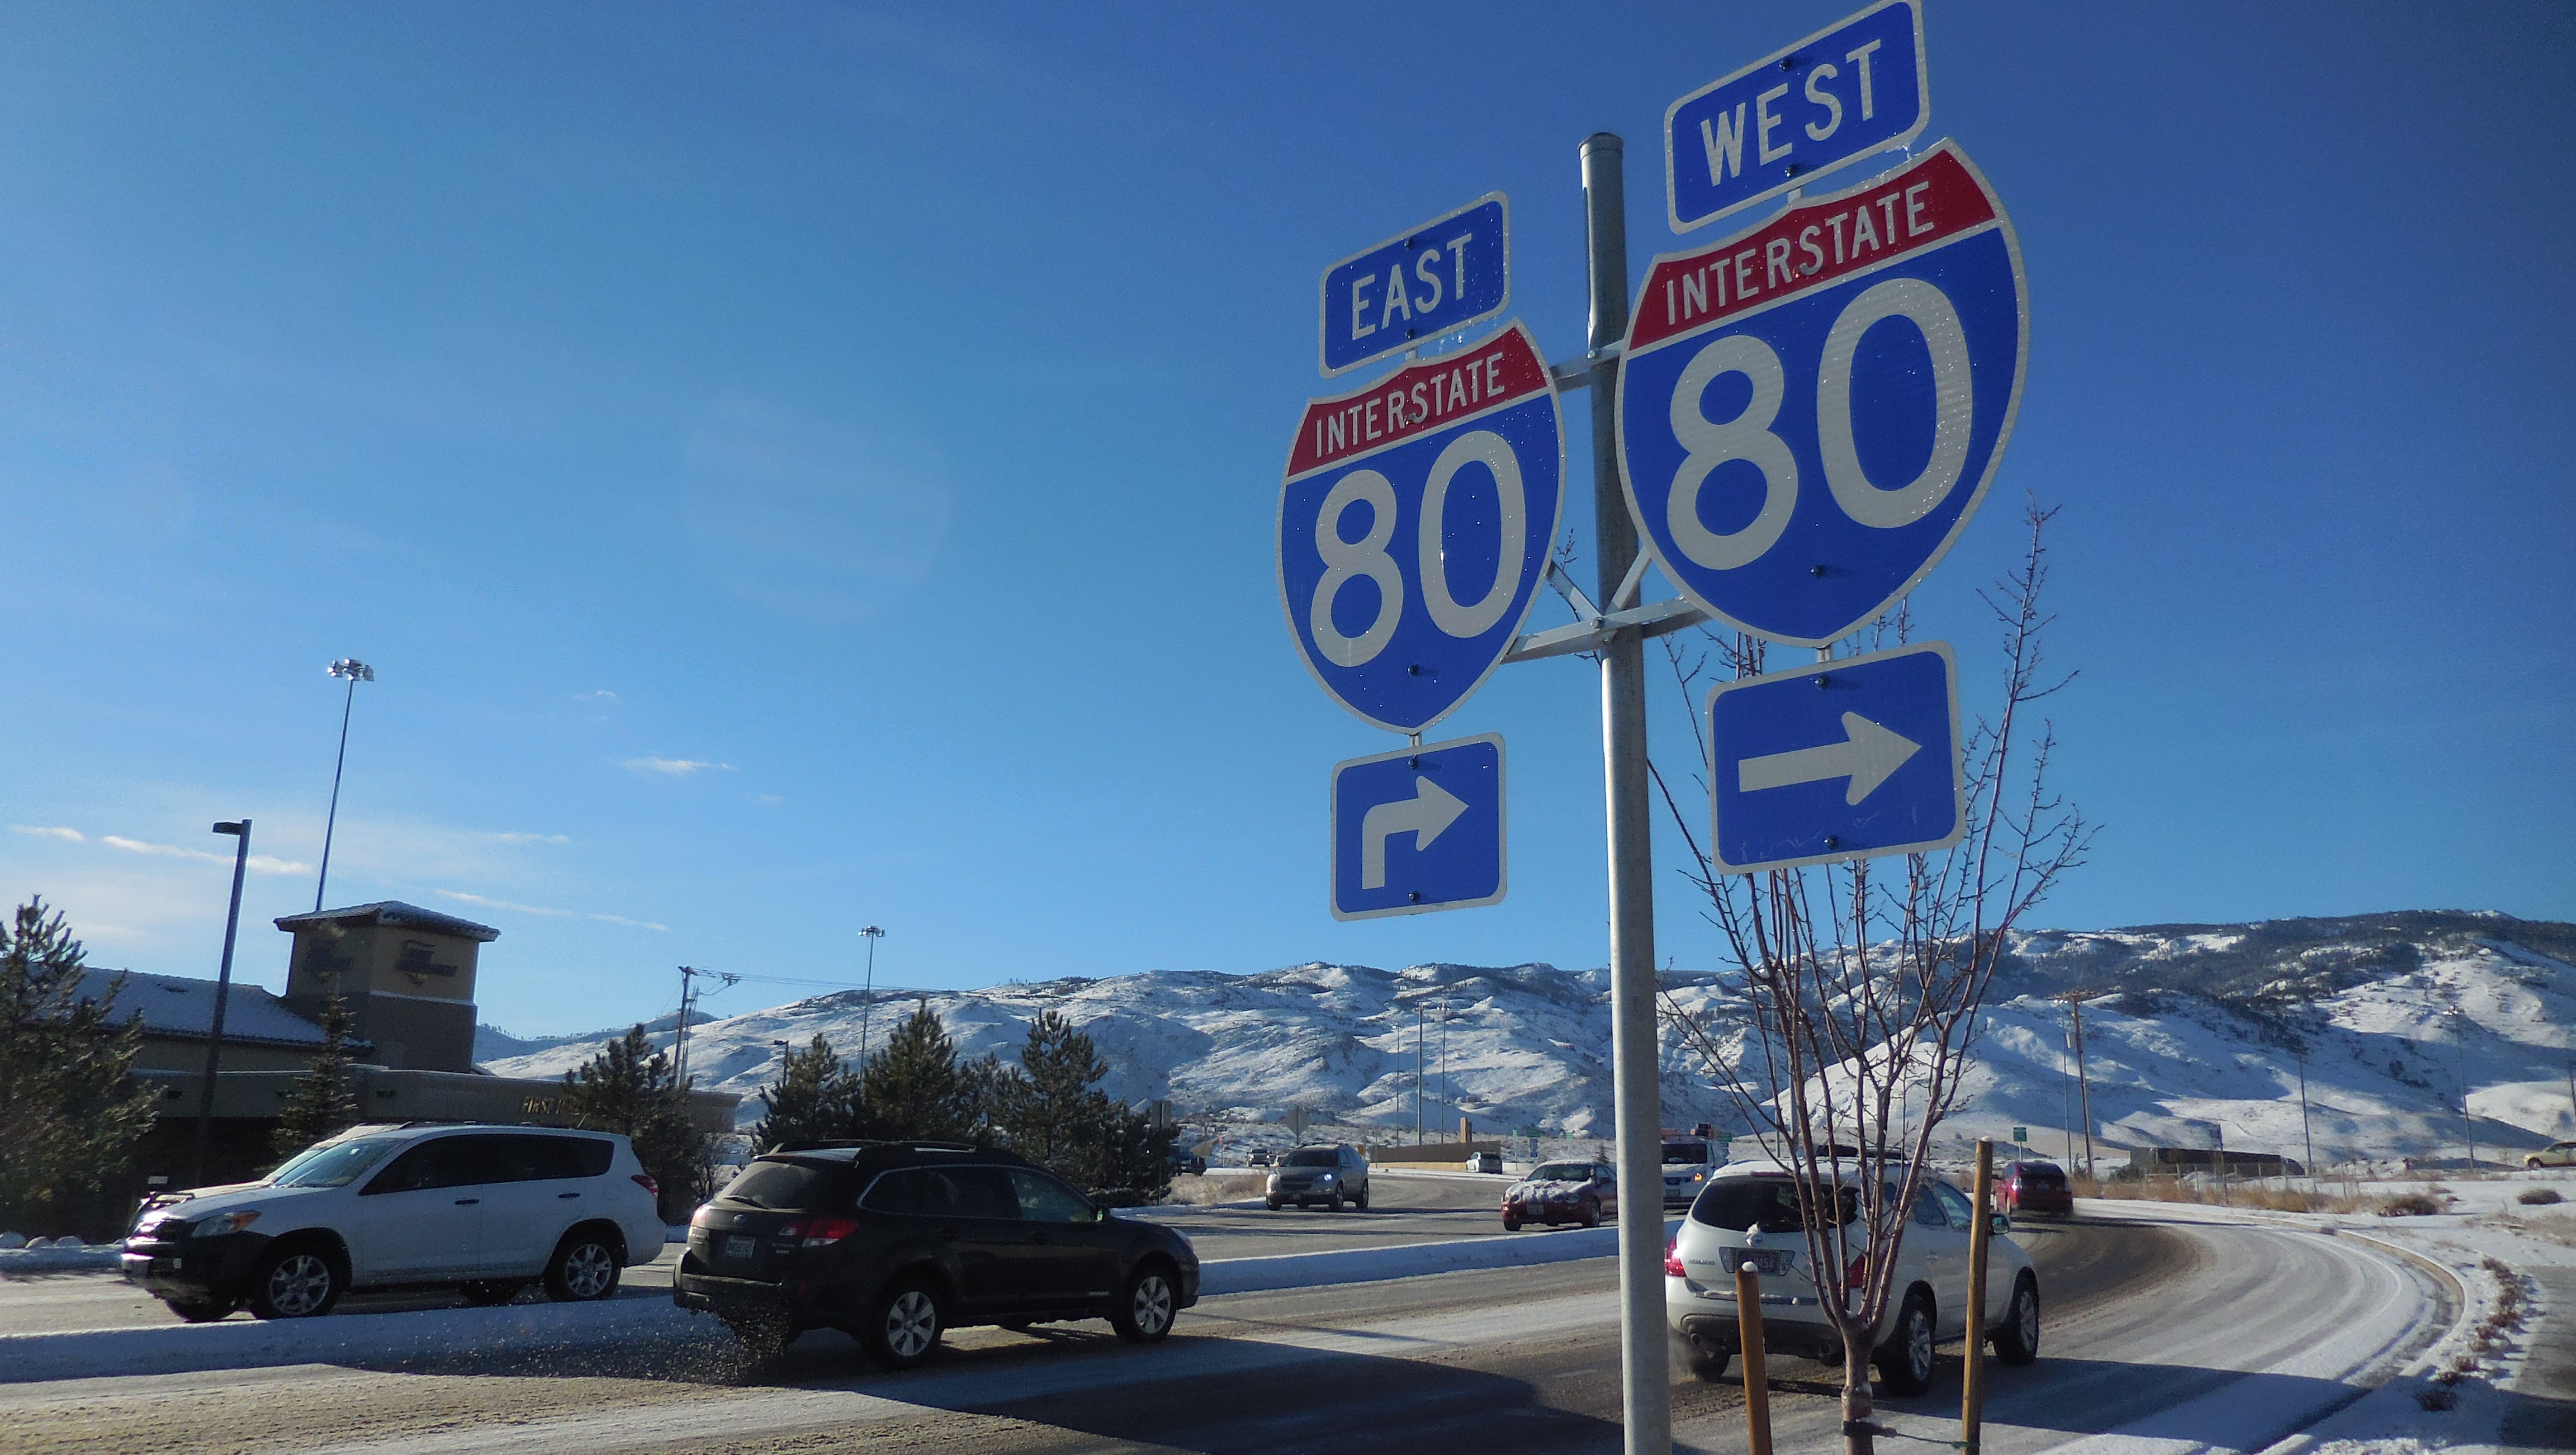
[75,969,359,1049]
[273,900,500,942]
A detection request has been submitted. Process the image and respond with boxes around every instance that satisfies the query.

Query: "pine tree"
[853,1003,979,1143]
[751,1033,859,1151]
[562,1025,712,1220]
[989,1010,1172,1201]
[269,996,357,1164]
[0,899,158,1233]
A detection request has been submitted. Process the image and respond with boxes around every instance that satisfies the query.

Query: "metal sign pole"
[1581,130,1670,1455]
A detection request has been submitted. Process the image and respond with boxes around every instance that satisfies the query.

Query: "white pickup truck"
[1660,1129,1729,1210]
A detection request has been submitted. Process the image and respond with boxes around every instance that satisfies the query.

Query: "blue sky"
[3,3,2569,1038]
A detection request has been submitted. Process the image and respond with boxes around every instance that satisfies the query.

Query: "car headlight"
[193,1211,260,1237]
[1318,1172,1334,1183]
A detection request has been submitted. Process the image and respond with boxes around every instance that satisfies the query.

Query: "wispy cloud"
[491,832,571,846]
[576,690,622,705]
[98,835,310,875]
[623,757,734,776]
[9,824,84,842]
[436,889,667,933]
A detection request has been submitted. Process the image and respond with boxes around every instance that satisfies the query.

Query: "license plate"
[1714,1249,1792,1277]
[723,1235,755,1261]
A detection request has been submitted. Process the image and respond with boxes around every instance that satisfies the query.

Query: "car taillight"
[797,1216,861,1249]
[1664,1236,1685,1278]
[632,1173,660,1198]
[1847,1254,1871,1289]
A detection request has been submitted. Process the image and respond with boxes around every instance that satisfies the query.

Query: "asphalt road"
[0,1205,2450,1455]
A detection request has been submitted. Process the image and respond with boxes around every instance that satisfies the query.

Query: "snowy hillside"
[480,911,2576,1168]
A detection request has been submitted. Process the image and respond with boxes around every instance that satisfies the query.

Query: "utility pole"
[2296,1046,2315,1184]
[673,965,740,1086]
[315,660,374,912]
[1414,1000,1427,1145]
[2051,990,2105,1180]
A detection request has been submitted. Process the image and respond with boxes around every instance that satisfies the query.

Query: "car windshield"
[1691,1177,1861,1232]
[722,1160,832,1210]
[268,1139,398,1188]
[1531,1163,1590,1181]
[1662,1144,1708,1164]
[1284,1149,1338,1167]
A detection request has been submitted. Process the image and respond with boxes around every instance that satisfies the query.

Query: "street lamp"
[315,659,375,912]
[194,820,253,1187]
[856,927,886,1061]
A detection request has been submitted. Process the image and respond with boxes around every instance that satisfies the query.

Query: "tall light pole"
[2296,1045,2316,1184]
[315,659,375,912]
[856,926,886,1063]
[194,820,252,1187]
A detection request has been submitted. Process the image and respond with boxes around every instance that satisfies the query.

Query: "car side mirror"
[1989,1211,2011,1235]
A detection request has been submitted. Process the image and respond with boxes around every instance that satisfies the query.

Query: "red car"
[1502,1160,1618,1231]
[1996,1159,2073,1218]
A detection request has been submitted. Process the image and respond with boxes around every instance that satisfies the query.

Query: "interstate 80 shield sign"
[1279,322,1564,734]
[1617,141,2027,648]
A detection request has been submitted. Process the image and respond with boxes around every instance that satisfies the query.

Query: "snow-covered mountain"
[479,911,2576,1168]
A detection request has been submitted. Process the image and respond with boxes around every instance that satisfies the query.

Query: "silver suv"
[120,1122,666,1322]
[1665,1162,2040,1395]
[1265,1144,1370,1210]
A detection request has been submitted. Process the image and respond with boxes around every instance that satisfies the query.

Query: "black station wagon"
[672,1141,1200,1368]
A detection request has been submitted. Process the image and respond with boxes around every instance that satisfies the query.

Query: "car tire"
[1265,1197,1282,1211]
[167,1298,236,1323]
[1875,1288,1938,1396]
[1354,1189,1369,1211]
[1502,1216,1521,1232]
[543,1228,623,1302]
[1580,1198,1601,1230]
[861,1278,944,1370]
[460,1279,523,1307]
[1327,1191,1344,1212]
[245,1243,342,1320]
[1110,1262,1178,1344]
[1992,1273,2040,1366]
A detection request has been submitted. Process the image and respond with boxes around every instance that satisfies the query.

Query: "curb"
[2,1222,1661,1384]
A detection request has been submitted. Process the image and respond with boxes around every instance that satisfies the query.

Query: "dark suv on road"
[672,1141,1200,1368]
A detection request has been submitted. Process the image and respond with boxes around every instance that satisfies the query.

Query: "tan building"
[274,900,496,1073]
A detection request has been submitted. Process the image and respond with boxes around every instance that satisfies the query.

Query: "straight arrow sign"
[1737,712,1921,804]
[1360,776,1469,889]
[1706,642,1962,874]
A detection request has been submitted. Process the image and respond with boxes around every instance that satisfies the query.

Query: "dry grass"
[2518,1187,2564,1206]
[1162,1172,1268,1206]
[2075,1177,2358,1214]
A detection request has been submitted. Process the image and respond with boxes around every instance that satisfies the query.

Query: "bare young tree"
[1655,501,2091,1453]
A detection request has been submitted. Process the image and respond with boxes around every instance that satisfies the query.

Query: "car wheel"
[1992,1273,2040,1366]
[543,1229,622,1302]
[246,1244,342,1320]
[1580,1198,1601,1229]
[862,1279,944,1370]
[1874,1288,1938,1396]
[1354,1190,1369,1211]
[460,1279,523,1307]
[1502,1216,1521,1232]
[167,1298,236,1323]
[1265,1197,1282,1211]
[1327,1191,1344,1212]
[1110,1263,1178,1344]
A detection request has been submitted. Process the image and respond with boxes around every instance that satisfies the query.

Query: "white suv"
[1665,1162,2041,1395]
[120,1122,666,1322]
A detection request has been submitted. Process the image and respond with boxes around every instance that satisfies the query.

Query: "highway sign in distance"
[1280,321,1564,734]
[1706,641,1962,874]
[1664,0,1928,233]
[1618,142,2026,649]
[1319,195,1509,378]
[1331,733,1504,920]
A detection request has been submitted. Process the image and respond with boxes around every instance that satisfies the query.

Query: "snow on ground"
[482,912,2576,1177]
